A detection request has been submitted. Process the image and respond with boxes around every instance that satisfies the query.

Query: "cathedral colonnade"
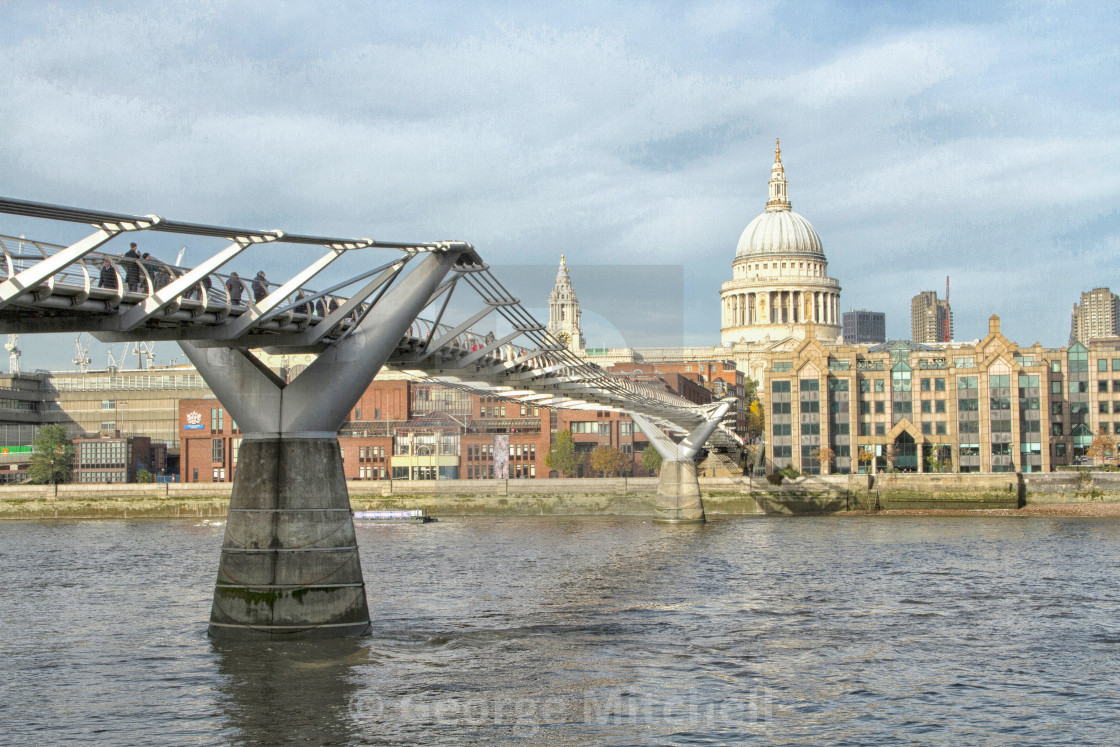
[723,290,840,327]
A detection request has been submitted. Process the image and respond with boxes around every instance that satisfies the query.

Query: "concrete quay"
[3,472,1120,519]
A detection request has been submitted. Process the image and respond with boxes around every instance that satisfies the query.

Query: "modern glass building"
[842,309,886,344]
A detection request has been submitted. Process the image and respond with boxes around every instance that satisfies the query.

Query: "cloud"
[2,1,1120,370]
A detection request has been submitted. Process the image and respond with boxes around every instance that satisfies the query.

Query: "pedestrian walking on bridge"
[123,243,141,291]
[252,271,268,303]
[98,259,118,289]
[227,272,243,305]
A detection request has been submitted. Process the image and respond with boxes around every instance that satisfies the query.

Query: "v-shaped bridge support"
[630,401,732,524]
[179,250,465,639]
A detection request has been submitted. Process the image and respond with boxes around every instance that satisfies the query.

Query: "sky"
[2,0,1119,371]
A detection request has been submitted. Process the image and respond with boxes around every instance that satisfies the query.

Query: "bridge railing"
[402,315,536,365]
[0,233,531,358]
[0,232,363,328]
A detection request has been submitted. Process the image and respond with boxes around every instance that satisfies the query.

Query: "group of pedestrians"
[98,242,169,292]
[225,270,270,304]
[96,243,273,308]
[96,246,340,316]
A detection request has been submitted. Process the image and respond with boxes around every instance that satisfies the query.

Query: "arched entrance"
[894,431,918,472]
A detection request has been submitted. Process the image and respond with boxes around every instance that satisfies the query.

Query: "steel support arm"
[631,401,732,462]
[178,343,286,434]
[280,250,465,433]
[177,250,463,437]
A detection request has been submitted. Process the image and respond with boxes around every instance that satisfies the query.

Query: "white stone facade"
[719,141,841,346]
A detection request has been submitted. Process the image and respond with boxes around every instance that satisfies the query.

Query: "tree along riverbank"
[2,472,1120,519]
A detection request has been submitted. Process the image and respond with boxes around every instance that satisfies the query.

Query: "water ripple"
[1,515,1119,745]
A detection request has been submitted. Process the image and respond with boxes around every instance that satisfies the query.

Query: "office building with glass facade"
[762,316,1120,474]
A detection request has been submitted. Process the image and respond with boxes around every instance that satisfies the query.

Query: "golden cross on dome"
[561,254,565,265]
[775,138,781,162]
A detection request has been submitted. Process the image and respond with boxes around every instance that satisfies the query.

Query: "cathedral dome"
[734,138,824,259]
[735,209,823,258]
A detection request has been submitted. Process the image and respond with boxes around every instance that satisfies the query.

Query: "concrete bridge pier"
[653,459,706,523]
[209,435,368,638]
[630,403,732,524]
[180,250,465,639]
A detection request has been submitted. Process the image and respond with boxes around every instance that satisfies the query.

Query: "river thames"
[2,515,1119,745]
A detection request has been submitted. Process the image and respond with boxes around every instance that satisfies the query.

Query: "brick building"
[178,378,554,483]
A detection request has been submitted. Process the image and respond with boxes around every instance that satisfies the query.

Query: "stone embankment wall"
[3,472,1120,519]
[0,482,231,519]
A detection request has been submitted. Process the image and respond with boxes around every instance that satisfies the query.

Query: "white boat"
[352,509,435,523]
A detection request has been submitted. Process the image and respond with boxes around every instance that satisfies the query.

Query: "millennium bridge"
[0,196,741,639]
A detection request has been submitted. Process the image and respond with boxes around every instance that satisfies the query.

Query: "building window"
[212,438,224,463]
[875,423,885,436]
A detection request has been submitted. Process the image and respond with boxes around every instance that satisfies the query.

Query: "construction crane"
[107,341,156,371]
[72,334,91,373]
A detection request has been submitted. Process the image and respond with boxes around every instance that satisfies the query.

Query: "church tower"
[548,255,585,352]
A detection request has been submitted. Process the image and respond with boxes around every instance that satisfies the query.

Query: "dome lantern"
[766,138,791,212]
